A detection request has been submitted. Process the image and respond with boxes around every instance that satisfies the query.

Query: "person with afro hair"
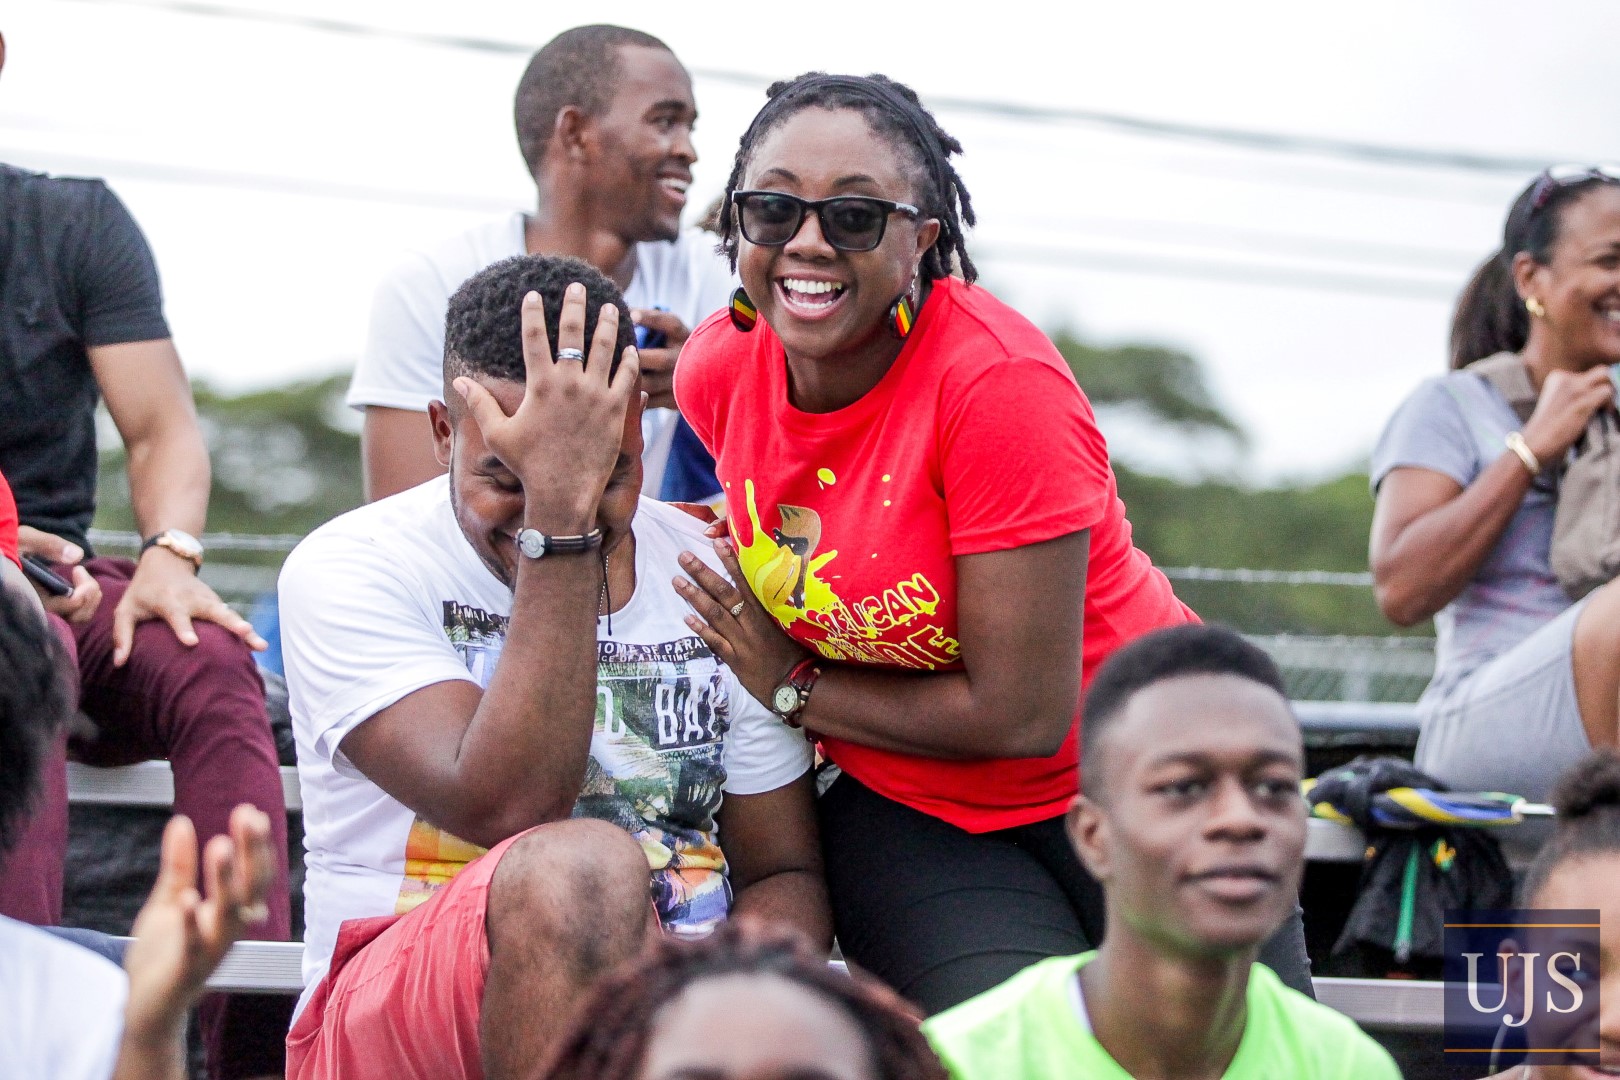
[1482,749,1620,1079]
[282,254,827,1080]
[541,920,949,1080]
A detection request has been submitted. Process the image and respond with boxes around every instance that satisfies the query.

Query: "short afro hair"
[514,25,673,177]
[1520,748,1620,903]
[1081,624,1290,797]
[0,588,72,857]
[443,254,635,390]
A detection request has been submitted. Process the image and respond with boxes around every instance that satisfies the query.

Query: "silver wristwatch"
[514,528,603,559]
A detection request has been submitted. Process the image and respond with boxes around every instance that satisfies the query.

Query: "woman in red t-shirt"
[673,73,1304,1012]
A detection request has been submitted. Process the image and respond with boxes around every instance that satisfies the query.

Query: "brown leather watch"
[139,528,204,572]
[770,659,822,728]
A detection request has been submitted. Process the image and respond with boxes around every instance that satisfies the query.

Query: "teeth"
[782,278,844,296]
[660,178,688,193]
[1603,310,1620,321]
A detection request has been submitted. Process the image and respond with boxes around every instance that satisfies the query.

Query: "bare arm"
[680,530,1088,761]
[337,553,605,848]
[90,339,263,663]
[90,338,208,539]
[1370,465,1521,626]
[362,406,447,502]
[338,287,640,849]
[717,771,831,948]
[1370,365,1616,625]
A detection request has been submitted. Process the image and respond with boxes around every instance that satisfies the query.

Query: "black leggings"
[818,769,1315,1015]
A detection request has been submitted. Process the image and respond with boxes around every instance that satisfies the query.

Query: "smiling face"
[637,973,881,1080]
[735,107,940,365]
[1518,183,1620,368]
[1070,674,1307,959]
[583,45,697,243]
[429,378,643,588]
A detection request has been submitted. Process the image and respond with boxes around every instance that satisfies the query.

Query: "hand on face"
[454,284,640,533]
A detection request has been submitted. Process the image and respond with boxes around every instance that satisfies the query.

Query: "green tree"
[96,372,363,539]
[1047,328,1396,636]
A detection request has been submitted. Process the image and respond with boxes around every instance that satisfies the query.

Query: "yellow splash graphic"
[817,468,837,487]
[395,818,488,914]
[733,479,959,669]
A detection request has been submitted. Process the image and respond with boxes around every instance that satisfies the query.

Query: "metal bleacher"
[69,700,1448,1028]
[188,941,1445,1033]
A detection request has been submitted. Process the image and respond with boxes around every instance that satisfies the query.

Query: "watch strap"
[776,659,822,728]
[516,528,604,559]
[140,530,203,571]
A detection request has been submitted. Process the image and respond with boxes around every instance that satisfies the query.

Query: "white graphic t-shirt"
[279,478,811,1015]
[344,213,736,494]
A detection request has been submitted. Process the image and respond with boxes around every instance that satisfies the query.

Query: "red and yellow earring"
[889,293,915,339]
[730,287,758,333]
[888,271,921,339]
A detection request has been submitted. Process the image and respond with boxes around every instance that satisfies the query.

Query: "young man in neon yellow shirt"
[924,625,1400,1079]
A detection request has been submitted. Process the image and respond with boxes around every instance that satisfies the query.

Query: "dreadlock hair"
[513,25,672,178]
[1519,748,1620,904]
[716,72,977,286]
[443,254,634,395]
[1449,171,1619,369]
[538,920,949,1080]
[0,587,72,856]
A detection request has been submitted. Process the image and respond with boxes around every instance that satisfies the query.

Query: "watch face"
[772,685,800,714]
[165,530,204,557]
[516,530,547,559]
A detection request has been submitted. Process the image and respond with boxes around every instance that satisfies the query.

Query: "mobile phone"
[635,306,669,351]
[21,553,75,598]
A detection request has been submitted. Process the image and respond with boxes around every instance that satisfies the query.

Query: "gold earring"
[1526,297,1547,319]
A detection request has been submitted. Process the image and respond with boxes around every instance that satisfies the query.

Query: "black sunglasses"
[732,190,921,252]
[1529,163,1620,214]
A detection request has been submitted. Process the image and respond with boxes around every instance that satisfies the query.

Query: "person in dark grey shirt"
[0,29,293,1079]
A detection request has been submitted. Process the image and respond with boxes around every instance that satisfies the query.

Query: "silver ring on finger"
[555,348,587,363]
[729,601,746,618]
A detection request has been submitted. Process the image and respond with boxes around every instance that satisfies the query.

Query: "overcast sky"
[4,0,1618,481]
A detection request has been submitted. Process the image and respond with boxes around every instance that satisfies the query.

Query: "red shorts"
[285,830,528,1080]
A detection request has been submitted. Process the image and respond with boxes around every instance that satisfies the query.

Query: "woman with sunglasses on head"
[1371,167,1620,811]
[669,72,1322,1016]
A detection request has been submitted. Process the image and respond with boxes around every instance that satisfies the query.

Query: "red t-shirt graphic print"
[678,278,1194,831]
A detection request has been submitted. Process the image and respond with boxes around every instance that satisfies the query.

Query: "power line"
[59,0,1577,177]
[978,242,1458,301]
[2,145,1480,280]
[85,528,1383,587]
[996,214,1479,272]
[0,147,517,212]
[0,146,1475,300]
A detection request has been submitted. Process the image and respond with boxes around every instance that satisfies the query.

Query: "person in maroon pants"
[0,30,291,1079]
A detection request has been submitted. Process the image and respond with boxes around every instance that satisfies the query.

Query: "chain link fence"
[91,531,1436,703]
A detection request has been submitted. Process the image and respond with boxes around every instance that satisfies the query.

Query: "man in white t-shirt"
[283,255,826,1080]
[349,23,732,504]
